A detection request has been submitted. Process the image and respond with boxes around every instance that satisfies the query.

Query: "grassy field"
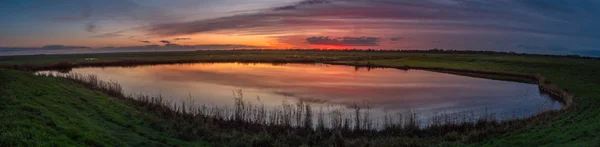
[1,50,599,146]
[335,54,600,146]
[0,50,403,68]
[0,68,208,146]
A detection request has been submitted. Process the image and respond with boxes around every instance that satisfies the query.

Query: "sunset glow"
[2,1,596,144]
[1,0,600,56]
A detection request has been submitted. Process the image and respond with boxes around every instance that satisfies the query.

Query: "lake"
[40,62,562,127]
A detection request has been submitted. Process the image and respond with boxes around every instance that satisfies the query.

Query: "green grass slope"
[0,69,207,146]
[1,51,599,146]
[337,54,600,146]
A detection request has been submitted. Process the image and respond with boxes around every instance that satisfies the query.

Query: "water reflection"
[48,63,563,124]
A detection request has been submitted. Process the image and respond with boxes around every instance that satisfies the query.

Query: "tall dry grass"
[37,72,568,145]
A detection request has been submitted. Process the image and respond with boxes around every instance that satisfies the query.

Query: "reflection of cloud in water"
[137,63,543,111]
[65,63,561,121]
[148,69,279,89]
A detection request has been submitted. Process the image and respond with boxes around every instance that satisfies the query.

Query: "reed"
[37,72,568,145]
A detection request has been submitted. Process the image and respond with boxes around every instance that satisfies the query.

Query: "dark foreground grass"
[1,50,600,146]
[0,69,208,146]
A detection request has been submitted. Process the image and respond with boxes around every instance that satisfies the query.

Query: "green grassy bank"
[1,50,599,146]
[0,69,207,146]
[335,53,600,146]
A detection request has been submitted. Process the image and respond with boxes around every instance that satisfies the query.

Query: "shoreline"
[329,62,574,109]
[2,51,593,146]
[17,59,573,109]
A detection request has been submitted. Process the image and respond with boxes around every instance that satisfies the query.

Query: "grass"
[1,50,600,146]
[35,69,571,146]
[335,53,600,146]
[0,69,208,146]
[0,50,404,71]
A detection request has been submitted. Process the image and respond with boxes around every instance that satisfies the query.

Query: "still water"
[46,63,562,125]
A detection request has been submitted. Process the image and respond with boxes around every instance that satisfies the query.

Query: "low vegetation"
[0,69,207,146]
[1,50,599,146]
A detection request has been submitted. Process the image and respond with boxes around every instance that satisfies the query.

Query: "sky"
[1,0,600,56]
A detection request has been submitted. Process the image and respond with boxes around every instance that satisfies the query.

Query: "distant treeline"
[225,48,600,60]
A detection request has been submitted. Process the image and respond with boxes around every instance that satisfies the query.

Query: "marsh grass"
[35,71,570,146]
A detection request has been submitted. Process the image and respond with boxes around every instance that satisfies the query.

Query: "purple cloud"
[145,0,600,40]
[306,36,381,46]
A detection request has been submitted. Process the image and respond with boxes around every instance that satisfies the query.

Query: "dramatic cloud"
[146,0,600,39]
[272,0,332,11]
[174,38,191,41]
[146,0,337,36]
[306,36,381,46]
[2,0,600,56]
[159,40,171,44]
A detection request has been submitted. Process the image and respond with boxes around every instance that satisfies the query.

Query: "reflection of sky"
[67,63,562,123]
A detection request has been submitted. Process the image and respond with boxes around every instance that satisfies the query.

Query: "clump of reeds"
[37,72,123,97]
[37,71,569,145]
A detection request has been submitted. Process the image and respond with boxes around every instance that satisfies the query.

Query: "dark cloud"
[160,40,171,44]
[306,36,381,46]
[273,0,331,11]
[147,0,335,36]
[146,0,600,40]
[93,30,125,38]
[390,37,405,41]
[4,0,600,56]
[85,22,97,33]
[174,38,191,41]
[272,5,298,11]
[140,41,151,43]
[298,0,332,5]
